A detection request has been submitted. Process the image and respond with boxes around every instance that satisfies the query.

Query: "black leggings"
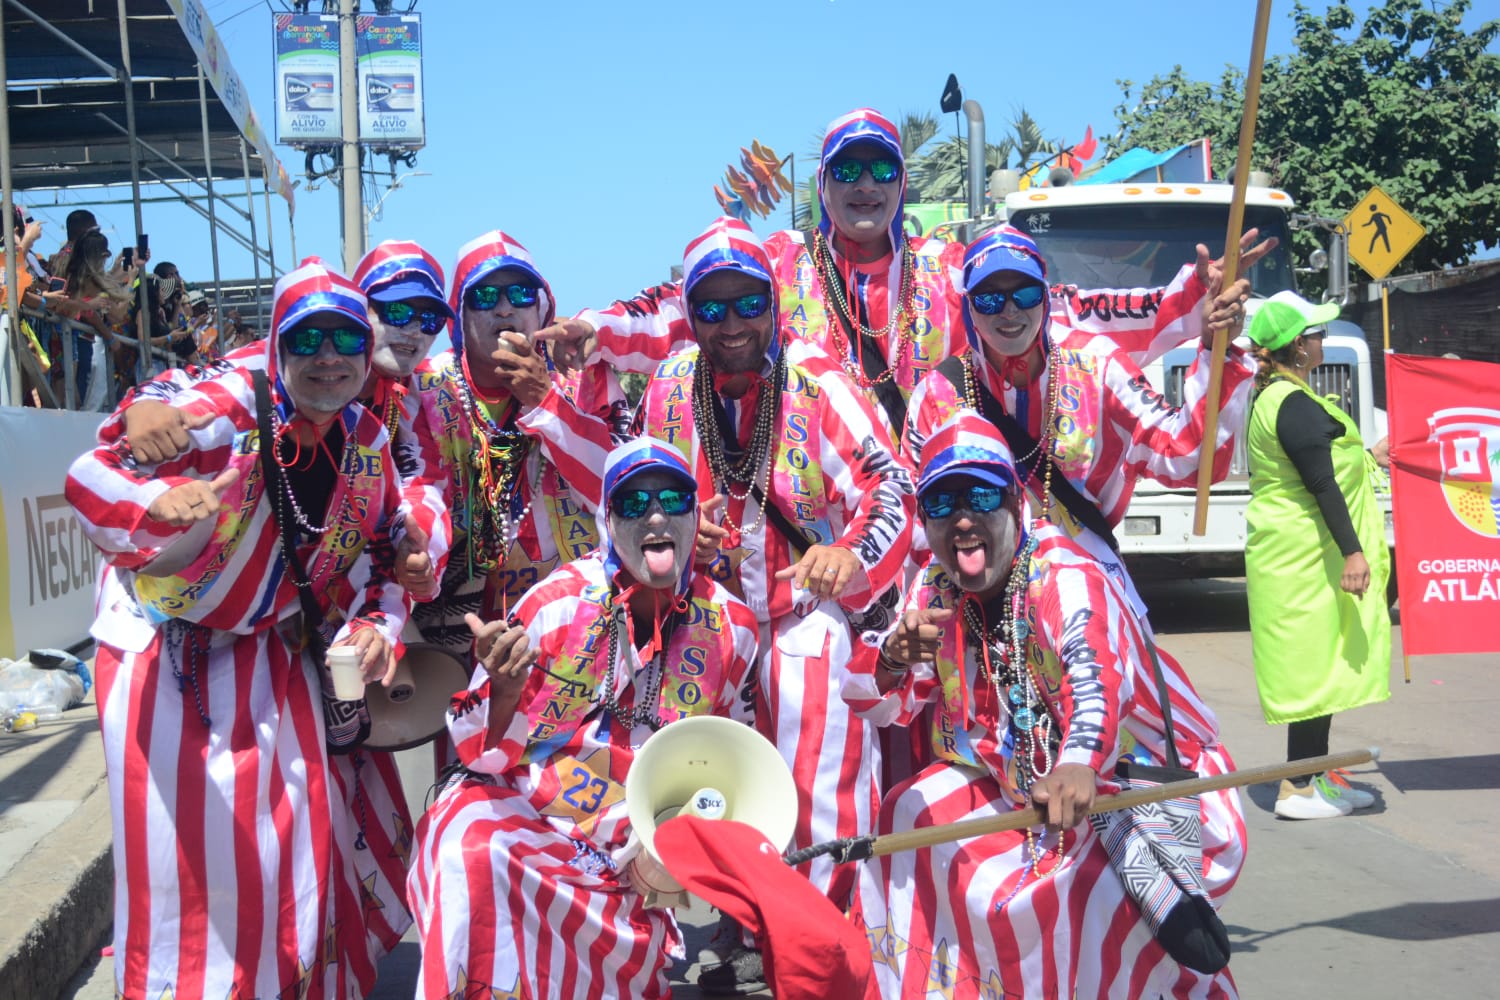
[1287,714,1332,786]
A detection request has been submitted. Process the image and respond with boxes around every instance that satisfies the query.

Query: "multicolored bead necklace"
[809,229,915,388]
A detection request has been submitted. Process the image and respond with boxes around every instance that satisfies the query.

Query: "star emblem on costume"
[536,746,624,838]
[389,809,413,866]
[323,913,341,966]
[864,921,908,975]
[922,937,959,1000]
[153,989,173,1000]
[360,870,385,914]
[975,967,1010,1000]
[275,958,316,1000]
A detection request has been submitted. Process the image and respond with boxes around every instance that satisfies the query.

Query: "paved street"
[53,578,1500,998]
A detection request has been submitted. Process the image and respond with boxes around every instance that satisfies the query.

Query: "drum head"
[364,644,472,752]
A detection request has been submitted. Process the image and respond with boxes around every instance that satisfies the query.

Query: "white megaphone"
[624,715,798,905]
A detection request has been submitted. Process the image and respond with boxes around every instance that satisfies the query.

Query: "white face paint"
[822,140,901,250]
[968,271,1046,362]
[368,295,445,379]
[463,266,542,389]
[607,469,698,591]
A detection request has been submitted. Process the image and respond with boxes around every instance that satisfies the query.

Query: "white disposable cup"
[327,647,367,701]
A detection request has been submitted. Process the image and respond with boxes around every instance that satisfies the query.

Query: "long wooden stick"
[866,746,1377,859]
[1193,0,1276,536]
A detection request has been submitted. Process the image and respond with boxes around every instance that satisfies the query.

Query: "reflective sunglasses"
[970,284,1047,315]
[284,325,370,356]
[465,282,539,311]
[1302,327,1327,342]
[689,292,770,325]
[919,484,1007,519]
[610,486,695,519]
[376,300,446,335]
[827,157,901,184]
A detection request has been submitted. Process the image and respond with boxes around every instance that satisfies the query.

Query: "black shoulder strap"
[749,482,815,562]
[934,356,1181,763]
[253,370,327,663]
[802,228,908,434]
[934,355,1119,553]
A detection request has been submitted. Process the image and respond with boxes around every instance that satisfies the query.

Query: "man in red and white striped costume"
[903,225,1258,537]
[407,439,760,999]
[536,219,915,930]
[541,108,1235,441]
[117,239,457,598]
[846,414,1247,999]
[65,258,413,1000]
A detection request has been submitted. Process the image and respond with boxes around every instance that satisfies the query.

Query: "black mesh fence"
[1342,260,1500,410]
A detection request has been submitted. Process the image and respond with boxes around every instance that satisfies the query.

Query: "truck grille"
[1164,363,1358,479]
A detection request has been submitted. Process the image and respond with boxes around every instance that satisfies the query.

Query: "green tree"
[904,107,1067,202]
[1110,0,1500,275]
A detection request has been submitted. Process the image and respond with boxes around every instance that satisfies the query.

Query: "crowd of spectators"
[2,206,264,410]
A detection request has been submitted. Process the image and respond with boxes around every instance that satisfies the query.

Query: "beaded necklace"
[960,349,1061,522]
[689,347,787,536]
[809,230,915,388]
[453,365,534,576]
[270,409,359,536]
[594,595,684,732]
[960,530,1061,879]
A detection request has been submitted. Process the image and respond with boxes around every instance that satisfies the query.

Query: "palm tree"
[903,106,1061,202]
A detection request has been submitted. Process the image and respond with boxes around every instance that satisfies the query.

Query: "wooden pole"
[866,747,1377,859]
[1192,0,1276,535]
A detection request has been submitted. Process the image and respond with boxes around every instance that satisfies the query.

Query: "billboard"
[273,13,342,145]
[357,14,425,148]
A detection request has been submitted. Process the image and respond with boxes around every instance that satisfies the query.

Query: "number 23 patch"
[538,748,625,836]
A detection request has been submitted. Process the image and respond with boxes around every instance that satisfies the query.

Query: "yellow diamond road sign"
[1345,185,1425,280]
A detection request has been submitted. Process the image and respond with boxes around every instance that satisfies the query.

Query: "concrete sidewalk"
[0,691,111,1000]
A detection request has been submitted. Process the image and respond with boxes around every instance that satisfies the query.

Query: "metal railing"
[12,304,175,412]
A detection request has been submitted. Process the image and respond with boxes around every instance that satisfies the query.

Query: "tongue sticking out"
[643,543,678,578]
[956,544,987,579]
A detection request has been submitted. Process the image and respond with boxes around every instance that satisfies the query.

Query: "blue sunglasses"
[919,484,1008,519]
[690,293,770,325]
[970,284,1047,315]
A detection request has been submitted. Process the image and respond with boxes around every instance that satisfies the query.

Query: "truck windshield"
[1007,203,1296,298]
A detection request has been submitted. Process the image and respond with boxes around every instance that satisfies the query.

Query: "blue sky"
[19,0,1494,317]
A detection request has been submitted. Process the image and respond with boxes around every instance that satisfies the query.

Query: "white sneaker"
[1274,776,1354,819]
[1323,769,1377,809]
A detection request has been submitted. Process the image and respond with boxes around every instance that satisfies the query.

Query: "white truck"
[1002,182,1392,579]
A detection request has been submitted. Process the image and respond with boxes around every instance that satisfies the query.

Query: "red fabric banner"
[1387,353,1500,655]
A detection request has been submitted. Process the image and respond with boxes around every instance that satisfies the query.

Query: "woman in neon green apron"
[1245,291,1391,820]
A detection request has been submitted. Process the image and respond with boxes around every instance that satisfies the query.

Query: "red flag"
[1074,124,1098,161]
[655,817,874,999]
[1387,353,1500,655]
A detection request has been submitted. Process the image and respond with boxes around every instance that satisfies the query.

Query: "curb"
[0,773,113,1000]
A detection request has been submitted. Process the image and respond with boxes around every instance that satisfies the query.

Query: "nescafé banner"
[1387,353,1500,656]
[356,14,425,147]
[273,12,343,145]
[0,409,107,659]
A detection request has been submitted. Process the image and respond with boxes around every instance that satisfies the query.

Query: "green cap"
[1248,290,1341,351]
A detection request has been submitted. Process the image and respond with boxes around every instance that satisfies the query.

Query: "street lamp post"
[362,170,430,249]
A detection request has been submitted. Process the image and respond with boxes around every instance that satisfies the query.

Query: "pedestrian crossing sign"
[1345,185,1425,280]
